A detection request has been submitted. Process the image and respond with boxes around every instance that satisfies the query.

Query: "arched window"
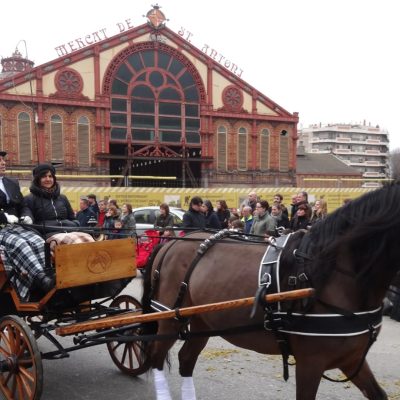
[110,49,200,146]
[279,130,289,172]
[18,112,31,164]
[51,114,63,161]
[237,127,247,171]
[217,126,227,171]
[260,128,270,170]
[77,116,90,167]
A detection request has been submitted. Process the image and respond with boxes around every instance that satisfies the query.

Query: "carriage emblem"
[146,5,166,29]
[87,250,112,274]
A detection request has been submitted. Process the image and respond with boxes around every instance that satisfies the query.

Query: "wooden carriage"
[0,237,144,400]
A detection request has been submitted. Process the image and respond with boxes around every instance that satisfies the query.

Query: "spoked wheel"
[0,315,43,400]
[106,295,151,376]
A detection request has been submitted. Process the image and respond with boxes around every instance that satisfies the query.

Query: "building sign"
[54,6,244,78]
[54,19,135,57]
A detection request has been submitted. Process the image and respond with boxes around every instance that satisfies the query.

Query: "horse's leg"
[342,361,388,400]
[295,358,325,400]
[151,333,177,400]
[178,320,210,400]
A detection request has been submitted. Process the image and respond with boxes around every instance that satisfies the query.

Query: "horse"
[141,183,400,400]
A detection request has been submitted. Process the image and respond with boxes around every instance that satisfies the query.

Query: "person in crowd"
[240,206,254,234]
[107,198,121,215]
[271,193,289,218]
[22,163,80,237]
[294,191,311,219]
[290,204,311,231]
[120,203,136,237]
[155,203,174,230]
[182,196,206,231]
[103,205,121,240]
[230,219,245,232]
[97,200,107,227]
[87,193,100,217]
[270,203,290,230]
[202,200,221,230]
[227,214,240,229]
[76,196,98,227]
[216,200,230,229]
[0,154,52,301]
[240,191,258,213]
[310,199,328,225]
[289,194,298,220]
[250,200,276,241]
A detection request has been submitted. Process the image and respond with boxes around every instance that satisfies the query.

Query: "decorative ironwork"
[51,68,88,100]
[146,5,167,29]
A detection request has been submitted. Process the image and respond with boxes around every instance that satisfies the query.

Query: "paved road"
[3,276,400,399]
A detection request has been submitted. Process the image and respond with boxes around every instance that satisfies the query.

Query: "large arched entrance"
[104,43,206,187]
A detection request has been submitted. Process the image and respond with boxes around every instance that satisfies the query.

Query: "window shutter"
[18,112,31,163]
[51,115,63,161]
[260,129,270,170]
[237,128,247,170]
[279,136,289,172]
[78,117,90,166]
[217,126,227,171]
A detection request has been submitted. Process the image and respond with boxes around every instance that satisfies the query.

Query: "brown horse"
[142,183,400,400]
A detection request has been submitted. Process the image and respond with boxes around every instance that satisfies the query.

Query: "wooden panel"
[55,238,136,289]
[0,263,8,291]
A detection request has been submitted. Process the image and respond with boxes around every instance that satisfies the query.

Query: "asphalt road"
[2,276,399,400]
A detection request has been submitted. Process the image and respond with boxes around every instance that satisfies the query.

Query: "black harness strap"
[172,230,232,311]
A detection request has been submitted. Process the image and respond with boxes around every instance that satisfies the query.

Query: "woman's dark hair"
[203,200,213,213]
[217,200,228,211]
[124,203,132,213]
[160,203,170,215]
[33,163,56,187]
[258,200,269,210]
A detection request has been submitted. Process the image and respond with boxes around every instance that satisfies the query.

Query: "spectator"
[216,200,230,229]
[107,198,121,216]
[202,200,221,230]
[154,203,174,233]
[271,203,290,231]
[240,191,258,213]
[87,193,100,217]
[230,219,245,232]
[0,154,52,301]
[271,193,289,218]
[103,205,120,240]
[22,163,80,237]
[240,206,254,234]
[292,191,311,219]
[228,214,240,229]
[182,196,206,231]
[290,204,311,231]
[289,194,298,220]
[97,200,107,227]
[250,200,276,241]
[120,203,136,237]
[310,199,328,225]
[76,196,97,227]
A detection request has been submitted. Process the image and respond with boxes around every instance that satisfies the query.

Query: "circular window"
[149,71,164,87]
[222,85,243,112]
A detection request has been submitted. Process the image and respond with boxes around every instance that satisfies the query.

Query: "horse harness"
[149,230,383,383]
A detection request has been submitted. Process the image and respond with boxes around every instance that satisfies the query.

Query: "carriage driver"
[0,150,54,301]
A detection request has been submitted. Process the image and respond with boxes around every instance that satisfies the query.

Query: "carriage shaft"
[56,288,314,337]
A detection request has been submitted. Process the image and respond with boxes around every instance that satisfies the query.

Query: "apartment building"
[298,124,389,180]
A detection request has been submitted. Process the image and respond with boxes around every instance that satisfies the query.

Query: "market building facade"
[0,7,299,188]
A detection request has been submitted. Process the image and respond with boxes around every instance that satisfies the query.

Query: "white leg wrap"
[153,369,172,400]
[181,376,196,400]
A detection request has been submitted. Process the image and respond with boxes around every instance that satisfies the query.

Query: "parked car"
[131,206,185,236]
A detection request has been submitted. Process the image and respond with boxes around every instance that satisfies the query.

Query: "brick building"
[0,6,298,188]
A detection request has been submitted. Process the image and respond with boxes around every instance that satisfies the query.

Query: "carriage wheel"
[106,295,151,376]
[0,315,43,400]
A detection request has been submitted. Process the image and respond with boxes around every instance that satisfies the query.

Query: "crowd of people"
[179,190,329,241]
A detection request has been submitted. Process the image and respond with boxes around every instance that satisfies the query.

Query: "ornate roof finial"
[145,4,167,29]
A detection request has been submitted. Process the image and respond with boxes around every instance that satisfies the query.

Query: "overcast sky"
[1,0,399,149]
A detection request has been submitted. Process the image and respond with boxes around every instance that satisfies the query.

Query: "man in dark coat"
[182,196,206,232]
[76,196,97,227]
[0,152,53,301]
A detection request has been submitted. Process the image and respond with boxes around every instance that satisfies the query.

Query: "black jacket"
[182,208,206,230]
[22,182,79,232]
[0,177,24,221]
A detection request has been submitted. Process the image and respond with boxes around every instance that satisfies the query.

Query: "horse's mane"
[308,182,400,291]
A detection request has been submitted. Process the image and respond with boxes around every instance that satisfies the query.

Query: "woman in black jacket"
[216,200,230,229]
[202,200,221,230]
[22,163,80,237]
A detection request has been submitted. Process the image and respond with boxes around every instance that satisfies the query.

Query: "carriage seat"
[0,262,8,291]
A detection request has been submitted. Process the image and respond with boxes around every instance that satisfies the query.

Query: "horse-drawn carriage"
[2,182,400,400]
[0,237,150,400]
